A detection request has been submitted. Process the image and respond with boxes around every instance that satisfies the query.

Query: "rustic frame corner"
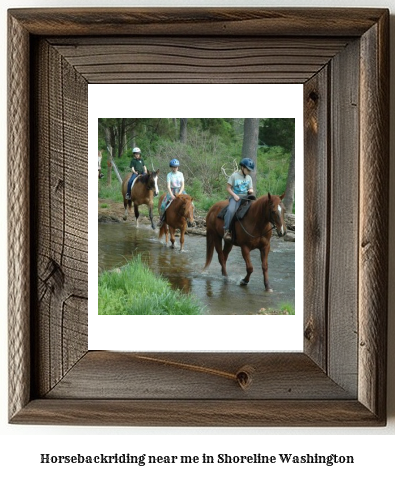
[8,7,389,426]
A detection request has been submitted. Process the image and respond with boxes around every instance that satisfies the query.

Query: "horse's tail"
[158,224,166,239]
[204,227,215,270]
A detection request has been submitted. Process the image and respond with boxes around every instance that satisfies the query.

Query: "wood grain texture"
[11,399,383,427]
[8,13,31,421]
[49,37,350,84]
[7,8,389,426]
[8,8,387,37]
[303,67,329,370]
[327,39,360,395]
[31,39,88,398]
[46,352,354,400]
[359,12,389,420]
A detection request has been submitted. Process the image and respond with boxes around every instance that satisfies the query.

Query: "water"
[98,222,295,315]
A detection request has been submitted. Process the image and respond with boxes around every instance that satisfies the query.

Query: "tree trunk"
[242,118,259,193]
[180,118,188,143]
[104,127,113,186]
[284,141,295,213]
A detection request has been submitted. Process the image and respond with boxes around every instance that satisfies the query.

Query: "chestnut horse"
[204,193,286,291]
[121,170,159,229]
[158,194,195,251]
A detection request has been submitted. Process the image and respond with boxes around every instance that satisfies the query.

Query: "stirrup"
[223,231,232,242]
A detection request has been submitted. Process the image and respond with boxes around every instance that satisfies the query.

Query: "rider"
[125,147,147,200]
[223,158,255,242]
[157,158,186,227]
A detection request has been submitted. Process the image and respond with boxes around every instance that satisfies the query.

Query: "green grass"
[98,256,205,315]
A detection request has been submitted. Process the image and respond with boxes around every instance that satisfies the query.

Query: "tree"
[180,118,188,143]
[284,140,295,213]
[260,118,295,152]
[104,126,113,186]
[242,118,259,192]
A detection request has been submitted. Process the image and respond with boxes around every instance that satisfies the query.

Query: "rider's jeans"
[224,197,243,230]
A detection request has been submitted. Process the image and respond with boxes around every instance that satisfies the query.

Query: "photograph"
[97,117,296,317]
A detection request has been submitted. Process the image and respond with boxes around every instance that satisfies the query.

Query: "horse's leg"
[240,245,253,286]
[148,205,155,230]
[123,198,128,221]
[223,241,233,263]
[134,204,140,227]
[214,236,228,276]
[169,227,176,249]
[260,245,273,292]
[179,226,186,252]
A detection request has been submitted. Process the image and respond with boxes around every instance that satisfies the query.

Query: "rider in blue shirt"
[223,158,255,242]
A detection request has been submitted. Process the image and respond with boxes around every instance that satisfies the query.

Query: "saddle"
[217,196,256,243]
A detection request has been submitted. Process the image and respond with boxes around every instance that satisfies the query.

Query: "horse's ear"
[156,169,160,174]
[268,192,272,203]
[280,192,285,200]
[146,169,150,174]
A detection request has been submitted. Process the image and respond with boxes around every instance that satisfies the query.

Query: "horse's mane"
[137,172,153,185]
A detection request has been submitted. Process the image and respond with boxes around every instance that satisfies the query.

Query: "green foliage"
[279,302,295,315]
[260,118,295,153]
[98,256,205,315]
[98,118,294,212]
[256,147,289,196]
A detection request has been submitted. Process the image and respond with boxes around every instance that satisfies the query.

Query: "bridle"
[235,201,281,238]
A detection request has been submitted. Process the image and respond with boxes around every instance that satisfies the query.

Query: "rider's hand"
[234,194,240,202]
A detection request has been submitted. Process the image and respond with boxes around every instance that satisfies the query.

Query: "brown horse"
[121,170,159,229]
[158,194,195,251]
[204,193,286,291]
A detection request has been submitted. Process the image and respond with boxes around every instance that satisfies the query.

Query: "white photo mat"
[88,84,303,352]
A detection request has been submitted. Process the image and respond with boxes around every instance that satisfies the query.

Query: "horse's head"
[177,194,195,227]
[268,192,287,237]
[146,169,160,197]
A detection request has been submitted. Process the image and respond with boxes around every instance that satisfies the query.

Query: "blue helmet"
[240,158,255,171]
[169,158,180,167]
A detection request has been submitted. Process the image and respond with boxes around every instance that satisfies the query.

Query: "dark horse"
[121,170,159,229]
[157,193,195,251]
[204,193,286,291]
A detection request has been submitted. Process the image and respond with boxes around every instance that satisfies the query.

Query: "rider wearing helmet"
[126,147,147,199]
[223,158,255,242]
[158,159,186,227]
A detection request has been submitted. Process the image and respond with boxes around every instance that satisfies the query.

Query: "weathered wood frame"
[8,8,389,426]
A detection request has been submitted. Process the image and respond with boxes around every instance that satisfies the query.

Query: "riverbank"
[98,198,295,241]
[99,256,205,315]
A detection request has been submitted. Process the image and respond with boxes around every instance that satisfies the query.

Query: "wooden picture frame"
[8,8,389,426]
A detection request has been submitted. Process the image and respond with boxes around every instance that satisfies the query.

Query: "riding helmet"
[132,147,141,154]
[239,158,255,171]
[169,158,180,167]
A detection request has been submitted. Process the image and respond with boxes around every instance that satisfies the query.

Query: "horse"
[121,170,159,229]
[157,193,195,251]
[204,193,286,291]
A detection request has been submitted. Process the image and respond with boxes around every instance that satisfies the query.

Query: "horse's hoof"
[240,280,249,286]
[265,288,273,293]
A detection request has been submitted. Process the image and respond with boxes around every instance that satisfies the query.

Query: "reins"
[235,200,277,238]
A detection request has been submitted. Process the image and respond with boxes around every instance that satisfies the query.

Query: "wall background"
[1,0,394,476]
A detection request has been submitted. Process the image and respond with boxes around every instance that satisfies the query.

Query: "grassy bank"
[98,256,205,315]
